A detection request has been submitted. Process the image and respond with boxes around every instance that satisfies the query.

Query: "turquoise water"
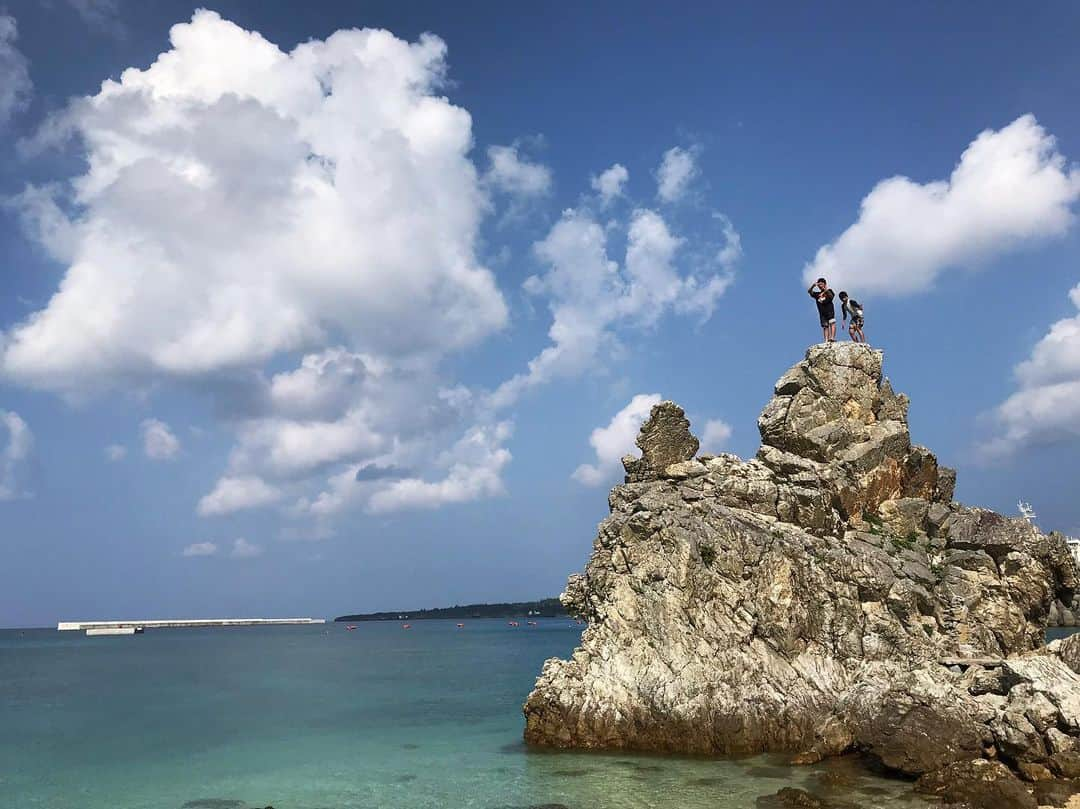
[0,621,925,809]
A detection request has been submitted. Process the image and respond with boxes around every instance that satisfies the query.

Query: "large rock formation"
[524,343,1080,804]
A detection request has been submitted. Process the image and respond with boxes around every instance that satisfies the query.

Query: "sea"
[2,618,1032,809]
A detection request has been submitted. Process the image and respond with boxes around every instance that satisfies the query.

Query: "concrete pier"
[85,626,139,636]
[58,617,325,632]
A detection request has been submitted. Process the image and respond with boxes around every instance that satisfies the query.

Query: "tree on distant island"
[335,598,567,622]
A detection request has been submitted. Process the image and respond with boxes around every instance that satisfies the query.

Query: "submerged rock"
[916,758,1036,808]
[754,786,856,809]
[523,343,1080,796]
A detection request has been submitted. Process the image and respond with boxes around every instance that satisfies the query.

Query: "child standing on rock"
[807,278,836,342]
[839,291,866,343]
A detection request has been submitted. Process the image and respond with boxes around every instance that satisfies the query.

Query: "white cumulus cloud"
[0,410,33,500]
[2,10,507,396]
[141,418,180,460]
[0,11,523,531]
[484,143,552,197]
[198,475,281,516]
[656,146,699,203]
[104,443,127,462]
[182,541,218,557]
[493,206,737,408]
[700,418,733,452]
[0,14,32,126]
[0,11,740,534]
[590,163,628,205]
[803,114,1080,296]
[983,283,1080,456]
[364,421,512,514]
[573,394,661,486]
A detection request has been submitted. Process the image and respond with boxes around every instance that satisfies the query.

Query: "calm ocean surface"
[1,620,943,809]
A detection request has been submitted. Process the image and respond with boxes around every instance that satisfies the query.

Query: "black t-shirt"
[810,287,835,319]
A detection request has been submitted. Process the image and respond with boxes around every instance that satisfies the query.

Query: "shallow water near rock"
[0,621,972,808]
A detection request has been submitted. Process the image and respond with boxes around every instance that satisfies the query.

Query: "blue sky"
[2,1,1080,627]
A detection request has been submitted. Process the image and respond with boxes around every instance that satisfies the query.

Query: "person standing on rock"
[807,277,836,342]
[839,291,866,343]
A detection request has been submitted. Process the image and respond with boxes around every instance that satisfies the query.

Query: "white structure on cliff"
[1066,537,1080,568]
[1018,500,1080,568]
[1018,501,1037,523]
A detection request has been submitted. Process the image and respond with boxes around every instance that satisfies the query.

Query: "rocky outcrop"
[524,343,1080,805]
[1048,576,1080,627]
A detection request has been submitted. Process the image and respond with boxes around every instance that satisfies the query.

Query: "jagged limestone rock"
[524,342,1080,804]
[623,401,699,482]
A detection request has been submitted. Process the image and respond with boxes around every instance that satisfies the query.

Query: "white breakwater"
[58,618,325,631]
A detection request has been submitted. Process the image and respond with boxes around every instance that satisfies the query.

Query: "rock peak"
[525,345,1080,805]
[621,400,699,482]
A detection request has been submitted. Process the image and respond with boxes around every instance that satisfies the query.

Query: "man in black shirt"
[807,277,836,342]
[839,291,866,343]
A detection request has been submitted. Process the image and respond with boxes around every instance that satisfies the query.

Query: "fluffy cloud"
[591,163,628,205]
[186,340,512,526]
[484,144,552,197]
[366,421,512,513]
[700,418,733,452]
[573,394,661,485]
[804,115,1080,296]
[0,410,33,500]
[493,206,737,408]
[656,146,698,203]
[199,346,483,518]
[983,283,1080,456]
[3,10,506,396]
[274,185,743,520]
[141,418,180,460]
[296,420,512,523]
[1,11,738,532]
[267,348,373,419]
[197,475,281,516]
[182,541,217,557]
[104,443,126,462]
[230,538,262,559]
[181,538,262,558]
[0,15,32,126]
[0,11,523,530]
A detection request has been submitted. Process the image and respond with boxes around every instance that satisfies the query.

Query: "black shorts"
[820,315,835,329]
[850,316,864,329]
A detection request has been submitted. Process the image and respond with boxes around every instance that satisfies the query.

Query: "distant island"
[334,598,566,622]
